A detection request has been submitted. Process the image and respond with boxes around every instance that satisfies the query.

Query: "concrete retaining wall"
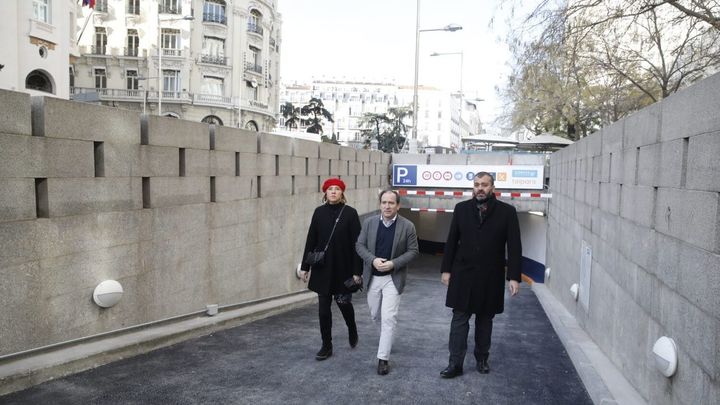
[0,89,388,357]
[546,73,720,404]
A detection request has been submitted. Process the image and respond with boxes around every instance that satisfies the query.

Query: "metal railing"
[245,62,262,74]
[158,5,180,14]
[203,13,226,24]
[161,48,182,57]
[247,23,263,35]
[200,54,227,65]
[124,47,139,57]
[89,45,107,55]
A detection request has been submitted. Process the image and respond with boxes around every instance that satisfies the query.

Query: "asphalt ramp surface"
[1,254,592,404]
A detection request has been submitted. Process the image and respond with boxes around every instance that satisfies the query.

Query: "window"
[201,36,225,64]
[26,70,53,93]
[438,111,442,119]
[201,76,223,96]
[203,0,226,24]
[161,29,180,50]
[94,68,107,89]
[159,0,179,14]
[33,0,50,23]
[248,9,262,34]
[95,27,107,54]
[162,69,179,93]
[245,120,259,131]
[95,0,108,12]
[202,115,223,125]
[246,46,261,73]
[126,29,139,56]
[69,67,74,88]
[126,70,139,90]
[127,0,140,14]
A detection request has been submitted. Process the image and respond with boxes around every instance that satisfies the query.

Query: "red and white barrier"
[396,189,552,199]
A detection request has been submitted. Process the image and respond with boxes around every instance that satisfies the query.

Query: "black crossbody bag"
[303,205,346,267]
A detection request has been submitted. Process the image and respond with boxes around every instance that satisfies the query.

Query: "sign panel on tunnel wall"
[392,164,545,189]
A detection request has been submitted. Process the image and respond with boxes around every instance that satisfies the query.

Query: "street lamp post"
[157,13,193,116]
[410,0,462,153]
[430,51,464,149]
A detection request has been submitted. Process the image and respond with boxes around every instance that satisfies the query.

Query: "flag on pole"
[82,0,96,8]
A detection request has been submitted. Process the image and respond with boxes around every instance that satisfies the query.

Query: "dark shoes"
[349,328,358,348]
[440,365,464,378]
[315,344,333,361]
[377,359,389,375]
[477,358,490,374]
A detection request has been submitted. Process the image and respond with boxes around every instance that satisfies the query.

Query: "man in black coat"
[439,171,522,378]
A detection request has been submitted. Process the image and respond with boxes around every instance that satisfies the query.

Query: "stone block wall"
[546,73,720,404]
[0,89,387,356]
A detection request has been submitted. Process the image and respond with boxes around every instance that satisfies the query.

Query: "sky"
[276,0,531,131]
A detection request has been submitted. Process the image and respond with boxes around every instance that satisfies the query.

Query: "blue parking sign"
[393,165,417,185]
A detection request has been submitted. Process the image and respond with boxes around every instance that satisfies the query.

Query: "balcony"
[199,54,228,65]
[247,23,263,35]
[193,93,236,108]
[161,48,183,57]
[71,87,234,108]
[245,62,262,75]
[88,45,107,55]
[124,47,140,57]
[71,87,145,101]
[203,12,226,25]
[158,5,180,14]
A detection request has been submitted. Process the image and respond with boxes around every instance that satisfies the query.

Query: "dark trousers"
[318,294,356,346]
[448,309,494,367]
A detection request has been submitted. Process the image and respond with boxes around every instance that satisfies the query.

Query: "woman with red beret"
[300,177,363,360]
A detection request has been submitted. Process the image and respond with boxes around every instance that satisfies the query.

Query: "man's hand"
[353,275,362,283]
[300,270,309,283]
[441,272,451,286]
[373,258,394,272]
[508,280,519,296]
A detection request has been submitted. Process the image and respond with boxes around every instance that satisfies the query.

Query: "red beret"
[322,178,346,192]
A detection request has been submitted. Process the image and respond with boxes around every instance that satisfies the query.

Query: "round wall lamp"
[544,267,551,281]
[652,336,678,377]
[569,283,579,301]
[93,280,124,308]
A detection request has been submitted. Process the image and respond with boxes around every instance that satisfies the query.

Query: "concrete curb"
[0,291,316,396]
[533,283,647,405]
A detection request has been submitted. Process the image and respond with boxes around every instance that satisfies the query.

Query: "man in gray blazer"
[356,189,419,375]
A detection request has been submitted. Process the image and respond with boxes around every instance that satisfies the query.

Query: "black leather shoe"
[477,359,490,374]
[315,345,333,361]
[440,365,463,378]
[377,359,389,375]
[349,328,358,348]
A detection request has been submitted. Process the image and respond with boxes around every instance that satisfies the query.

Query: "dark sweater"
[372,219,396,276]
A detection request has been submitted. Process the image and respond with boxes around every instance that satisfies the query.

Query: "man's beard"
[474,192,490,204]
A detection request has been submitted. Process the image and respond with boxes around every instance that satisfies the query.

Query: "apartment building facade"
[71,0,281,131]
[280,79,479,151]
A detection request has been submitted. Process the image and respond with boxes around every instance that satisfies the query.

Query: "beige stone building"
[71,0,281,131]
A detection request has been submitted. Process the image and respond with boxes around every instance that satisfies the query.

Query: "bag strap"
[322,205,346,252]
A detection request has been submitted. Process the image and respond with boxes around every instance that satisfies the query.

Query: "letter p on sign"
[393,165,417,186]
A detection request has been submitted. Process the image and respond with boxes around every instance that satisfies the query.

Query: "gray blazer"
[355,215,419,294]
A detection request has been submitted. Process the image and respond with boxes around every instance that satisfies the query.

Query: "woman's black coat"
[441,197,522,315]
[301,202,362,295]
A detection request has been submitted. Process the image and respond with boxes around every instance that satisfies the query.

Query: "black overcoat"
[301,202,362,295]
[441,197,522,315]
